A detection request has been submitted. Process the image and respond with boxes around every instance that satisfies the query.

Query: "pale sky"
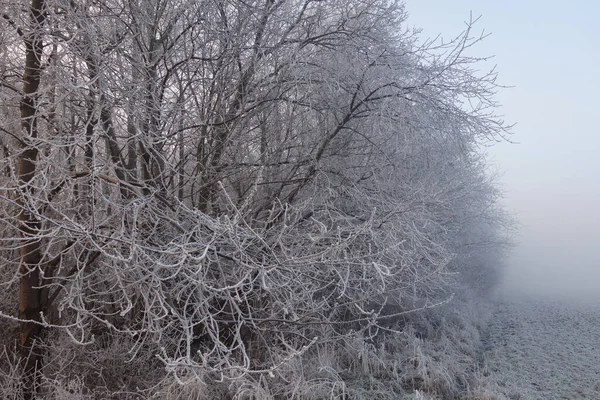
[405,1,600,301]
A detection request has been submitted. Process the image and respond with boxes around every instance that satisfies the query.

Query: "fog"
[406,0,600,302]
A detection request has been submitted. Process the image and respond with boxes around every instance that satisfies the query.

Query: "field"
[477,294,600,400]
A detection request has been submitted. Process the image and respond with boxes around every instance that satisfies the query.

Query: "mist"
[1,1,598,398]
[406,0,600,304]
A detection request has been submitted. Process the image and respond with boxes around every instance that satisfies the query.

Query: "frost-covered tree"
[0,0,509,397]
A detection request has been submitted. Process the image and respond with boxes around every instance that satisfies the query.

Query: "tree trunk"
[18,1,47,398]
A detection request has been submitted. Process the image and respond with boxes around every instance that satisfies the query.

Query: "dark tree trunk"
[18,1,47,398]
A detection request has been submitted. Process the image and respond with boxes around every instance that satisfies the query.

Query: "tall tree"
[15,1,47,397]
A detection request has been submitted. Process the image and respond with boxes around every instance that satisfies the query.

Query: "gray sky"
[405,0,600,301]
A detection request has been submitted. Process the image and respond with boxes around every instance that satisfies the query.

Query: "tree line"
[0,0,510,398]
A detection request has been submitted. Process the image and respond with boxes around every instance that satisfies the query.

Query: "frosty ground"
[475,293,600,400]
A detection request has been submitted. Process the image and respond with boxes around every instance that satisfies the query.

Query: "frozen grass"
[266,294,498,400]
[474,295,600,400]
[0,294,510,399]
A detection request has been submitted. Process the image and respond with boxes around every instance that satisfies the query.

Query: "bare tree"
[0,0,510,397]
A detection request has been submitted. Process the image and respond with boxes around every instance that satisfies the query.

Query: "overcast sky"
[405,0,600,301]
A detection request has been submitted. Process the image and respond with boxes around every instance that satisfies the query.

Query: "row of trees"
[0,0,509,397]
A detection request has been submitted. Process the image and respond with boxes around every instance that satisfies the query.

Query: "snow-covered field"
[480,295,600,400]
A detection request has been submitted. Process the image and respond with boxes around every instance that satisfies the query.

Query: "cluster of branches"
[0,0,510,397]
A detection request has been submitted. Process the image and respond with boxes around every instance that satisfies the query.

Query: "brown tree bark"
[17,0,47,398]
